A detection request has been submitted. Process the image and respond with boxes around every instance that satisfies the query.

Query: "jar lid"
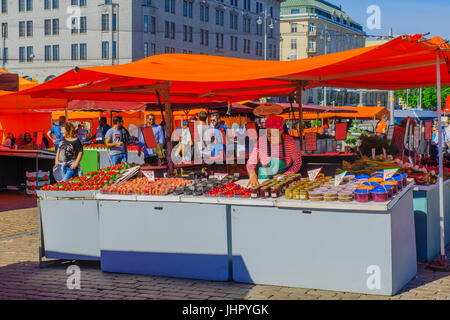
[370,186,388,194]
[355,175,370,180]
[354,188,369,194]
[362,181,380,187]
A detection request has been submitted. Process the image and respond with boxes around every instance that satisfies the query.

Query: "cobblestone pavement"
[0,205,449,300]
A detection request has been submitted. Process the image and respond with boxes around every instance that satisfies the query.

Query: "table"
[413,181,450,262]
[0,149,55,186]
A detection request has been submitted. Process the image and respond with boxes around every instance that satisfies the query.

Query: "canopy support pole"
[155,91,166,124]
[435,51,446,266]
[294,83,304,151]
[156,82,173,175]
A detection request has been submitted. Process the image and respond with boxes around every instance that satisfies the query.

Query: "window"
[144,42,149,57]
[291,38,297,50]
[45,45,51,61]
[183,25,187,42]
[216,33,223,49]
[150,16,155,34]
[309,22,315,33]
[112,41,116,58]
[230,35,238,51]
[26,21,33,37]
[26,0,32,11]
[80,17,87,33]
[80,0,86,7]
[80,43,87,60]
[19,22,25,37]
[102,41,109,59]
[215,10,224,26]
[71,43,79,60]
[200,29,209,46]
[165,0,175,13]
[52,45,59,61]
[200,4,209,22]
[291,23,297,33]
[1,0,7,13]
[243,17,251,33]
[44,19,51,35]
[291,9,300,14]
[1,23,6,38]
[143,0,151,6]
[151,43,156,56]
[102,14,109,31]
[112,13,117,31]
[170,22,175,39]
[164,21,169,38]
[71,17,78,33]
[19,0,25,12]
[268,44,272,58]
[71,0,78,5]
[52,0,58,9]
[243,0,250,11]
[230,13,238,30]
[183,1,192,18]
[308,38,315,51]
[144,16,149,33]
[243,39,251,54]
[2,47,6,65]
[52,19,59,35]
[19,47,25,62]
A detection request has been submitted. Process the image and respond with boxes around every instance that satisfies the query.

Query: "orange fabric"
[376,120,387,135]
[4,34,450,112]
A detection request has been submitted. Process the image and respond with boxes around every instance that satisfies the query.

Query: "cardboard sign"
[142,170,155,182]
[245,122,258,140]
[424,121,432,140]
[334,171,347,187]
[383,168,399,181]
[334,123,348,141]
[308,168,322,181]
[141,126,158,149]
[305,132,317,152]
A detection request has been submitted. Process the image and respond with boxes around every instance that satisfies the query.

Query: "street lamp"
[257,8,274,61]
[320,28,331,106]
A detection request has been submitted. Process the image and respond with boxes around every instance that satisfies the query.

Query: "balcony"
[307,47,317,53]
[308,29,317,36]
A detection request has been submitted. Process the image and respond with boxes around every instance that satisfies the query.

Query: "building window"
[164,21,169,38]
[112,13,117,31]
[144,42,149,57]
[216,33,223,49]
[150,16,156,34]
[291,38,297,49]
[183,1,192,18]
[308,38,315,51]
[243,17,251,33]
[256,42,262,57]
[230,35,238,51]
[52,19,59,35]
[71,43,79,60]
[80,43,87,60]
[44,45,51,61]
[52,0,58,9]
[102,14,109,31]
[71,0,78,5]
[19,0,25,12]
[243,0,250,11]
[26,0,32,11]
[200,29,209,46]
[2,47,7,64]
[80,0,86,7]
[26,21,33,37]
[71,17,78,33]
[144,16,149,33]
[19,47,25,62]
[19,22,25,37]
[230,13,238,30]
[291,23,297,33]
[112,41,116,58]
[165,0,175,14]
[1,23,6,38]
[243,39,250,54]
[1,0,7,13]
[102,41,109,59]
[52,45,59,61]
[151,43,156,56]
[80,17,87,33]
[215,10,224,26]
[170,22,175,39]
[200,4,209,22]
[268,44,272,58]
[309,22,315,33]
[44,19,51,35]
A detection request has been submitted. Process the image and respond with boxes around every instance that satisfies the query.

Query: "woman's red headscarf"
[265,116,285,130]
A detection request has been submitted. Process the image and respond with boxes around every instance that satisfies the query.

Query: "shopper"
[55,122,83,182]
[94,117,111,143]
[138,113,165,166]
[209,112,226,157]
[47,116,65,151]
[174,121,193,163]
[376,114,388,137]
[2,133,13,149]
[23,132,33,145]
[105,115,130,166]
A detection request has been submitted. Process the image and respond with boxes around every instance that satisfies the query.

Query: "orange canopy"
[302,106,390,121]
[10,34,448,111]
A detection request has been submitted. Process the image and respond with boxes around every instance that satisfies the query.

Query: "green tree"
[395,87,450,110]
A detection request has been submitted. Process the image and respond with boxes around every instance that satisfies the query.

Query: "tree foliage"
[395,87,450,110]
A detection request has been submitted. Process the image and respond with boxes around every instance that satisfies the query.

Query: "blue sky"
[332,0,450,40]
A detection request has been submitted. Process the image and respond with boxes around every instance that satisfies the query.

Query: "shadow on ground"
[0,190,37,212]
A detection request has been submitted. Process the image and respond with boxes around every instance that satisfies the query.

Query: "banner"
[424,121,432,140]
[308,168,322,181]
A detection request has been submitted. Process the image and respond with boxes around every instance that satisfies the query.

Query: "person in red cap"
[246,115,302,188]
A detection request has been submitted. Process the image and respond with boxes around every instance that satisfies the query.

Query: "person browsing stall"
[47,116,65,152]
[246,115,302,188]
[105,115,130,166]
[55,123,83,182]
[137,113,165,166]
[95,117,111,143]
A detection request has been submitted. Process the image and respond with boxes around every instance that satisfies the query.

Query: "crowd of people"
[1,131,50,150]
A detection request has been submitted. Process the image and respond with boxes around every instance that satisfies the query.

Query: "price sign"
[308,168,322,181]
[383,168,399,181]
[387,125,395,142]
[305,132,317,152]
[334,171,347,187]
[334,123,348,141]
[413,126,420,150]
[142,170,155,182]
[424,121,432,140]
[214,172,228,181]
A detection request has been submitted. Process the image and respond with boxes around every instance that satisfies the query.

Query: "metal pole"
[419,88,423,109]
[2,24,5,69]
[65,106,68,122]
[323,30,327,107]
[436,51,446,263]
[264,8,267,61]
[389,90,395,125]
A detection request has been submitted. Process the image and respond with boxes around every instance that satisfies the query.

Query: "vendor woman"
[246,115,302,188]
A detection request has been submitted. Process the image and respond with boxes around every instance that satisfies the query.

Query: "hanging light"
[269,19,274,29]
[257,16,263,25]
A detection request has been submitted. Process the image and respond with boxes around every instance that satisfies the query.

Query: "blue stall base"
[101,251,230,281]
[45,251,100,261]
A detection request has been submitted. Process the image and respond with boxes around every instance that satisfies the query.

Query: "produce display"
[339,156,400,175]
[41,163,135,191]
[174,175,239,196]
[101,177,192,195]
[84,144,139,152]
